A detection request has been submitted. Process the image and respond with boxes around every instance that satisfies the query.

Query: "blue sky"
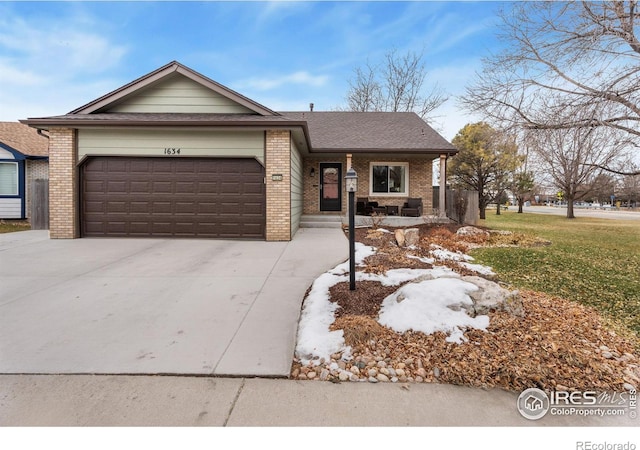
[0,1,506,140]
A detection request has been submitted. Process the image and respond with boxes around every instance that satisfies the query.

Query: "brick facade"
[48,128,78,238]
[265,129,291,241]
[303,155,435,215]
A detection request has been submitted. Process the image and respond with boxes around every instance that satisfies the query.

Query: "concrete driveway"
[0,228,347,377]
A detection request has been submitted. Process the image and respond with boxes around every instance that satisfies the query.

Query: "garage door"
[81,157,265,238]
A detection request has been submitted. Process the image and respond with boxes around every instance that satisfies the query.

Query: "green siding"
[290,139,303,237]
[106,74,255,114]
[78,129,265,164]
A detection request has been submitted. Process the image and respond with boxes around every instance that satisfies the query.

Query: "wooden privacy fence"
[30,179,49,230]
[444,189,479,225]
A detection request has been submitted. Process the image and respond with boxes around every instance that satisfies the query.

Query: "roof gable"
[70,61,279,116]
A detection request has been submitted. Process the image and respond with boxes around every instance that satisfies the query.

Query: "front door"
[319,163,342,211]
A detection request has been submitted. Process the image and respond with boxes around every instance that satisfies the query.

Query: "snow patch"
[378,278,490,344]
[459,262,496,276]
[430,244,474,262]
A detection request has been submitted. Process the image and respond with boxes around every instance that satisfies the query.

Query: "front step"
[300,215,343,229]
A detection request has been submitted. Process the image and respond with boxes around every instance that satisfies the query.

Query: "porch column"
[439,154,447,217]
[346,153,352,170]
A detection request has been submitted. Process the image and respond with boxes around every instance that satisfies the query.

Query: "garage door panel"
[82,157,265,238]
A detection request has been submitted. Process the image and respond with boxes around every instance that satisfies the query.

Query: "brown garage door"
[81,157,265,238]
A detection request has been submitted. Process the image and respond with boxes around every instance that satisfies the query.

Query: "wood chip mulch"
[292,223,640,392]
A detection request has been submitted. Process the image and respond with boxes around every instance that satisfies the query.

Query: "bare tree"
[346,62,383,112]
[527,126,622,218]
[461,1,640,174]
[345,49,447,120]
[618,164,640,207]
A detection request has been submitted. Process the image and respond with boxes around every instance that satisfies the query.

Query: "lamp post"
[345,168,358,290]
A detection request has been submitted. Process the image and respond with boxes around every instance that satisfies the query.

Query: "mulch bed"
[292,223,640,392]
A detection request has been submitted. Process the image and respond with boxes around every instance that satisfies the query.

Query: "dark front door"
[319,163,342,211]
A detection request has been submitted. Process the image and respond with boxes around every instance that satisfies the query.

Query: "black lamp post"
[345,167,358,290]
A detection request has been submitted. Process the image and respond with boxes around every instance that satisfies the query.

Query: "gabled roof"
[0,122,49,157]
[281,111,456,154]
[69,61,279,116]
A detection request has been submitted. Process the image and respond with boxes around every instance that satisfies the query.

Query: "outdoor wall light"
[310,167,315,177]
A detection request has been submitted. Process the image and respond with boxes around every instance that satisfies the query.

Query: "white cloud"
[237,71,330,91]
[0,8,128,120]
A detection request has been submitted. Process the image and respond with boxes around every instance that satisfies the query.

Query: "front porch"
[302,154,449,218]
[299,214,452,229]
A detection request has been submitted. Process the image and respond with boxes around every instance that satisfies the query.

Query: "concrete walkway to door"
[0,228,347,377]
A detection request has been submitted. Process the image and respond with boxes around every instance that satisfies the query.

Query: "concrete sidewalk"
[1,374,636,426]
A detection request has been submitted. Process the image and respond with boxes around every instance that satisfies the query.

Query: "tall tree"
[461,1,639,174]
[511,171,536,213]
[527,126,622,218]
[345,49,447,120]
[449,122,521,219]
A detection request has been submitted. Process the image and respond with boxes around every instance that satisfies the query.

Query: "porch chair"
[356,197,380,215]
[401,198,423,217]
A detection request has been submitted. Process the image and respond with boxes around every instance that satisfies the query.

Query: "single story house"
[22,61,456,241]
[0,122,49,220]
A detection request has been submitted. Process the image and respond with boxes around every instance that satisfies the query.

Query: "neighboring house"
[0,122,49,220]
[22,61,456,241]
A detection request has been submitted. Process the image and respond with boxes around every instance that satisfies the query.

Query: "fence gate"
[30,179,49,230]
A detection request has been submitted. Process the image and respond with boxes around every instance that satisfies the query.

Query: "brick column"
[48,128,78,238]
[265,130,291,241]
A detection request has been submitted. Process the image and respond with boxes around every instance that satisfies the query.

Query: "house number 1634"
[164,148,181,155]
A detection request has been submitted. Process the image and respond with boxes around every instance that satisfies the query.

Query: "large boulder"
[404,228,420,247]
[460,276,524,317]
[456,226,490,238]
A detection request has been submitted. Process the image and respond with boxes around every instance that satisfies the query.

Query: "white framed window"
[369,162,409,196]
[0,162,18,196]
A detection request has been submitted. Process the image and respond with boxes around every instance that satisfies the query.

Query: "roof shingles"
[0,122,49,157]
[282,111,455,153]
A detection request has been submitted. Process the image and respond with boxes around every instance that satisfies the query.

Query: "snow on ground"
[429,244,496,276]
[378,278,490,344]
[295,241,495,364]
[429,244,473,262]
[459,262,496,276]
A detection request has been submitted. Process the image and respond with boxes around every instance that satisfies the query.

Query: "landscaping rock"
[457,226,490,238]
[377,373,390,382]
[339,371,350,382]
[461,276,524,317]
[395,229,405,247]
[404,228,420,246]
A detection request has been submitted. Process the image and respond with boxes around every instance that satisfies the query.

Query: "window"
[370,162,408,196]
[0,162,18,196]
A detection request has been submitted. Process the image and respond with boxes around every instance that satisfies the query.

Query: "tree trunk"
[518,198,524,213]
[566,197,576,219]
[496,202,501,215]
[479,206,486,220]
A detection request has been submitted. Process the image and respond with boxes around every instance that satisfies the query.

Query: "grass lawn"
[472,210,640,339]
[0,220,31,234]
